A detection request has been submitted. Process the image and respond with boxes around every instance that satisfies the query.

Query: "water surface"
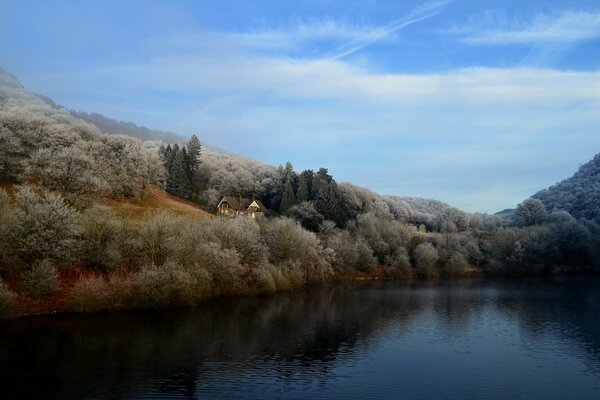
[1,278,599,399]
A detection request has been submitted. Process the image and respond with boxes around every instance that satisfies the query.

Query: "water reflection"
[1,278,599,399]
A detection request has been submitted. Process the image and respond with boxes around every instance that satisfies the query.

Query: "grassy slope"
[2,184,212,317]
[101,186,213,221]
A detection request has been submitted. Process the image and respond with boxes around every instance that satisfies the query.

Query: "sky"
[1,0,600,213]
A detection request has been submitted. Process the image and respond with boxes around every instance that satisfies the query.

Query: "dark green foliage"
[279,179,297,213]
[296,170,312,202]
[160,137,203,200]
[287,201,324,232]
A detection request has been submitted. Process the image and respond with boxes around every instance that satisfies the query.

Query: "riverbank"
[6,263,599,320]
[0,264,482,319]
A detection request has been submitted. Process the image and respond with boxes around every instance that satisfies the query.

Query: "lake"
[1,278,599,399]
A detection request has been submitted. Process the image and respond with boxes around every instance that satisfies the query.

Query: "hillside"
[533,154,600,222]
[0,68,85,125]
[70,111,183,143]
[102,186,212,221]
[0,68,465,223]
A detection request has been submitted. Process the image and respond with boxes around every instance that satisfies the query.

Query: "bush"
[414,243,439,278]
[139,213,180,266]
[195,243,246,295]
[443,253,469,277]
[69,275,110,312]
[22,259,60,298]
[78,205,122,270]
[129,261,194,309]
[328,231,376,273]
[0,279,17,318]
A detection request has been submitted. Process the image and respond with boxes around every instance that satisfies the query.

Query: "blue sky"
[2,0,600,212]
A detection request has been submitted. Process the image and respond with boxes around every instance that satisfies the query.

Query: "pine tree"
[297,170,313,202]
[280,179,297,213]
[164,144,178,193]
[187,134,201,171]
[171,149,191,198]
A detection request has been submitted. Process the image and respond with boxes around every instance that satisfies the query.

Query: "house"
[217,196,267,219]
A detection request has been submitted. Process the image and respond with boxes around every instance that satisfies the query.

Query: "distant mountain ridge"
[70,111,183,142]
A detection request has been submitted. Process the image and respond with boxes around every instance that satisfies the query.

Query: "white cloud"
[150,0,452,60]
[33,10,600,213]
[460,10,600,45]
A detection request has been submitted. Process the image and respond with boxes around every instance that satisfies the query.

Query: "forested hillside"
[2,67,600,319]
[534,154,600,222]
[71,111,183,143]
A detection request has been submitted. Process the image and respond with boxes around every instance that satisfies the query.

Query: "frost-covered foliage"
[414,243,439,277]
[0,109,165,197]
[534,153,600,222]
[10,184,79,262]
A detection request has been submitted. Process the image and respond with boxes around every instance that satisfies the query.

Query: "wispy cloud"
[330,0,453,59]
[459,10,600,45]
[152,0,453,59]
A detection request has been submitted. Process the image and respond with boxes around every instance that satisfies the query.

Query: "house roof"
[219,196,267,212]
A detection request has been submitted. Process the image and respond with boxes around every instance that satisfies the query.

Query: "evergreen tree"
[187,134,201,172]
[297,170,313,202]
[280,179,297,213]
[164,144,178,193]
[171,149,191,198]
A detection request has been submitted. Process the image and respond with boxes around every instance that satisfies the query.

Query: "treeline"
[2,110,600,318]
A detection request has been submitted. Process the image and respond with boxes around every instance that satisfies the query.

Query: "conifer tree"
[171,149,191,198]
[187,134,201,171]
[297,170,313,202]
[280,179,297,213]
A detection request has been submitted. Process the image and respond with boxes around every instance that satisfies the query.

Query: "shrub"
[139,213,180,266]
[78,205,122,270]
[328,231,376,273]
[414,243,439,278]
[22,259,60,298]
[443,253,469,277]
[0,279,17,318]
[195,243,246,295]
[249,263,277,294]
[129,261,194,308]
[69,275,110,312]
[207,218,269,267]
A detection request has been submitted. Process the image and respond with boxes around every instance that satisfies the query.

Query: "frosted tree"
[11,184,79,262]
[514,198,548,227]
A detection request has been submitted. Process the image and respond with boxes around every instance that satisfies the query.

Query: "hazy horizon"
[2,0,600,213]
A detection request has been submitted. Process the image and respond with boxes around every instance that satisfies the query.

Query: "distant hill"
[70,111,183,142]
[0,67,84,125]
[0,68,183,143]
[533,154,600,222]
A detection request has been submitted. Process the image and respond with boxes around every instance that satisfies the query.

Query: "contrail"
[330,0,453,60]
